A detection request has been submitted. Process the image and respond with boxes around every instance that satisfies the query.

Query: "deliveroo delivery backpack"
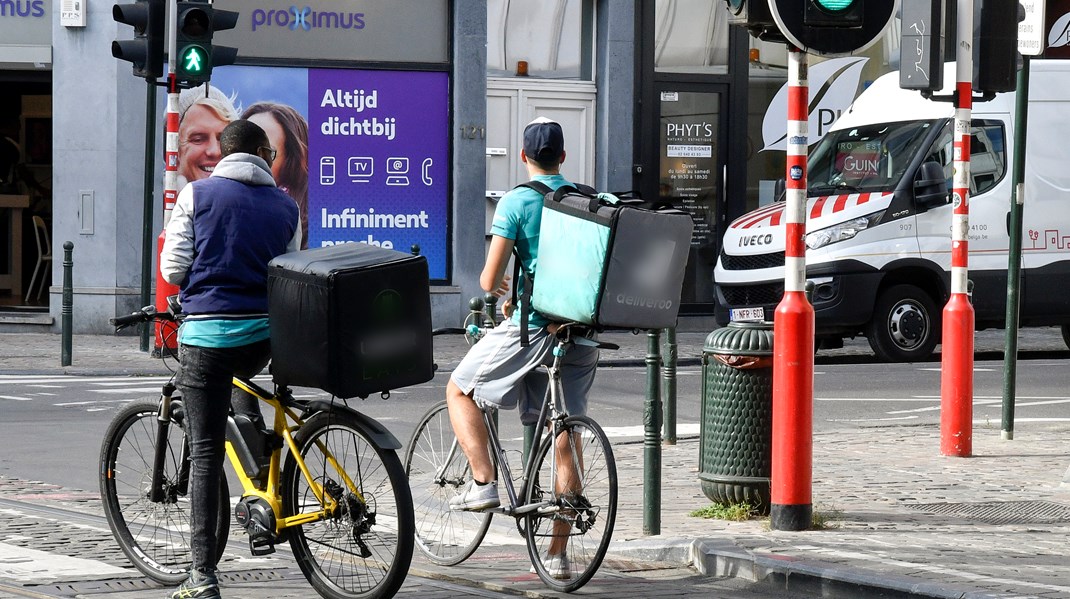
[511,181,694,342]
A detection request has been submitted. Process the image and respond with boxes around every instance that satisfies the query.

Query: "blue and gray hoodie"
[160,152,300,318]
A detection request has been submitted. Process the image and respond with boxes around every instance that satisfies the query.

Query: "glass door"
[656,86,726,306]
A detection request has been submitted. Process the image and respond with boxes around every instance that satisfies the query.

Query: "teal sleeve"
[489,192,521,239]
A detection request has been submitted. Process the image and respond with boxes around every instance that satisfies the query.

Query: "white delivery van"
[714,61,1070,362]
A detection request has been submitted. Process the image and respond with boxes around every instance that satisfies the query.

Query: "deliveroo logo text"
[251,5,365,32]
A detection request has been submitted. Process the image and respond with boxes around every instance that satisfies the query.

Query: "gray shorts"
[449,322,599,425]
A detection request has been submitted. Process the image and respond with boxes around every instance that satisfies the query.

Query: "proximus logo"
[251,6,365,32]
[289,6,310,31]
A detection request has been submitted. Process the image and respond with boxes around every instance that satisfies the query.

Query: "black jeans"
[175,340,271,572]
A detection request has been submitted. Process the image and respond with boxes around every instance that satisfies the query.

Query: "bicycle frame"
[150,376,365,535]
[432,340,573,519]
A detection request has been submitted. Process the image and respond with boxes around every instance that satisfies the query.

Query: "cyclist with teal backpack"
[445,116,598,579]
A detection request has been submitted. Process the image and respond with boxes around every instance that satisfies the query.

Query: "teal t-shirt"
[178,317,271,348]
[490,174,572,328]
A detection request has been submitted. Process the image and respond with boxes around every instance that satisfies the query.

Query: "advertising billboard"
[187,66,450,280]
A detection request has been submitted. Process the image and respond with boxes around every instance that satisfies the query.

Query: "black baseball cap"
[523,117,564,163]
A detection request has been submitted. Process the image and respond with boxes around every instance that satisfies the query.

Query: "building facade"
[1,0,928,333]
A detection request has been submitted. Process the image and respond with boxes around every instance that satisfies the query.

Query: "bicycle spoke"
[524,416,616,592]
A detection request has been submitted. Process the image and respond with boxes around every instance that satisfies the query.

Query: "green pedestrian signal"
[179,44,208,76]
[804,0,863,28]
[813,0,855,10]
[173,1,239,86]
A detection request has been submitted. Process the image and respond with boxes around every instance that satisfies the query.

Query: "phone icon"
[320,156,336,186]
[422,158,433,186]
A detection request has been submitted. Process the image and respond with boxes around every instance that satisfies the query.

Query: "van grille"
[720,249,785,271]
[721,283,784,306]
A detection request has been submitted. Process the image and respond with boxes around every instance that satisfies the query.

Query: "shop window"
[487,0,594,80]
[654,0,729,74]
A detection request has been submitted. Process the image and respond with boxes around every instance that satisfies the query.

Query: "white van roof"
[832,60,1070,132]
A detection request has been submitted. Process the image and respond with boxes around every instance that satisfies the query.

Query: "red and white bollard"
[771,47,814,531]
[941,0,975,457]
[154,74,181,353]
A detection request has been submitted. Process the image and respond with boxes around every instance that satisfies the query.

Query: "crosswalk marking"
[0,541,128,582]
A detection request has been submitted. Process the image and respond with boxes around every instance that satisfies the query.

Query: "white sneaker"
[530,552,571,580]
[448,480,499,511]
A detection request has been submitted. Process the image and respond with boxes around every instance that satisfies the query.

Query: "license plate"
[730,307,765,322]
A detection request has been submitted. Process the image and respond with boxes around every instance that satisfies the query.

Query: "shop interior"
[0,74,52,311]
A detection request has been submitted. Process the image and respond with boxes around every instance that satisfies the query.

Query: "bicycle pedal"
[248,534,276,556]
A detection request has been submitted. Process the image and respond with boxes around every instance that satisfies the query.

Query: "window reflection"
[655,0,729,74]
[487,0,590,79]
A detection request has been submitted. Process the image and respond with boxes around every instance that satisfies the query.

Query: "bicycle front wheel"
[523,415,617,593]
[99,398,229,584]
[403,400,492,565]
[282,411,414,599]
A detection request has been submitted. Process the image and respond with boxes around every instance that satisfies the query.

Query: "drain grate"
[30,568,306,597]
[907,500,1070,525]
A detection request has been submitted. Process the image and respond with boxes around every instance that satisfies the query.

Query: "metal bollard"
[61,242,74,366]
[662,327,678,445]
[644,328,662,535]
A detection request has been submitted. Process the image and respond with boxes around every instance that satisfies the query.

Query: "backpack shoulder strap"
[511,247,532,347]
[515,181,554,196]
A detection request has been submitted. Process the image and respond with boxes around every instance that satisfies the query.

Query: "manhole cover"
[908,500,1070,525]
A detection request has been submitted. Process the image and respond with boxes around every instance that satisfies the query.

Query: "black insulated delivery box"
[267,243,433,399]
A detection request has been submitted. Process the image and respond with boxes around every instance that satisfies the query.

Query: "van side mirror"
[914,161,949,210]
[773,178,786,203]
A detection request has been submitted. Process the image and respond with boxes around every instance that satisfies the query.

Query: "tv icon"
[348,157,373,182]
[386,157,410,186]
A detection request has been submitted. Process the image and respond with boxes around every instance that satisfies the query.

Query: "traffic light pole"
[154,0,181,353]
[1001,55,1031,441]
[140,80,157,352]
[770,47,814,532]
[940,0,975,457]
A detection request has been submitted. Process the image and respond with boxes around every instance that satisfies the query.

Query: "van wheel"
[866,284,939,362]
[1062,325,1070,350]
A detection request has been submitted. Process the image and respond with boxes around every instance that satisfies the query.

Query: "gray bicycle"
[403,313,618,593]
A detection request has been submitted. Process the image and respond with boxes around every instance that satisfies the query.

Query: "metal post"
[155,5,181,355]
[941,0,975,457]
[643,329,662,535]
[140,81,158,353]
[61,242,74,366]
[662,327,677,445]
[1002,56,1030,441]
[770,48,814,532]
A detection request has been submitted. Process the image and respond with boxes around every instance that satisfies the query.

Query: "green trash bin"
[698,321,774,515]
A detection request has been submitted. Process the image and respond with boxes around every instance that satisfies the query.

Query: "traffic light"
[112,0,165,81]
[900,0,945,92]
[723,0,783,41]
[805,0,863,28]
[973,0,1025,94]
[768,0,896,56]
[175,0,239,85]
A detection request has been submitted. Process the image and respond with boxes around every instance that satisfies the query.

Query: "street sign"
[1019,0,1046,55]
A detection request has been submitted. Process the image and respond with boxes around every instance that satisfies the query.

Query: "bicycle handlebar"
[110,305,175,331]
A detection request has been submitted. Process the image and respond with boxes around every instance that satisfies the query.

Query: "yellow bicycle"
[99,303,413,599]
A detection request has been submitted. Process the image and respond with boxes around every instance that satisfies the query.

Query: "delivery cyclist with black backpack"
[445,117,598,579]
[160,119,300,599]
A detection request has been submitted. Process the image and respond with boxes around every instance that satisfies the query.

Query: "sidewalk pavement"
[2,328,1070,598]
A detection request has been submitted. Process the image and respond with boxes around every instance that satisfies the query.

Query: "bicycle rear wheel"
[523,415,617,592]
[99,398,229,584]
[282,410,414,599]
[403,400,492,565]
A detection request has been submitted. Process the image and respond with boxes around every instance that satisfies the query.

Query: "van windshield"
[808,120,935,195]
